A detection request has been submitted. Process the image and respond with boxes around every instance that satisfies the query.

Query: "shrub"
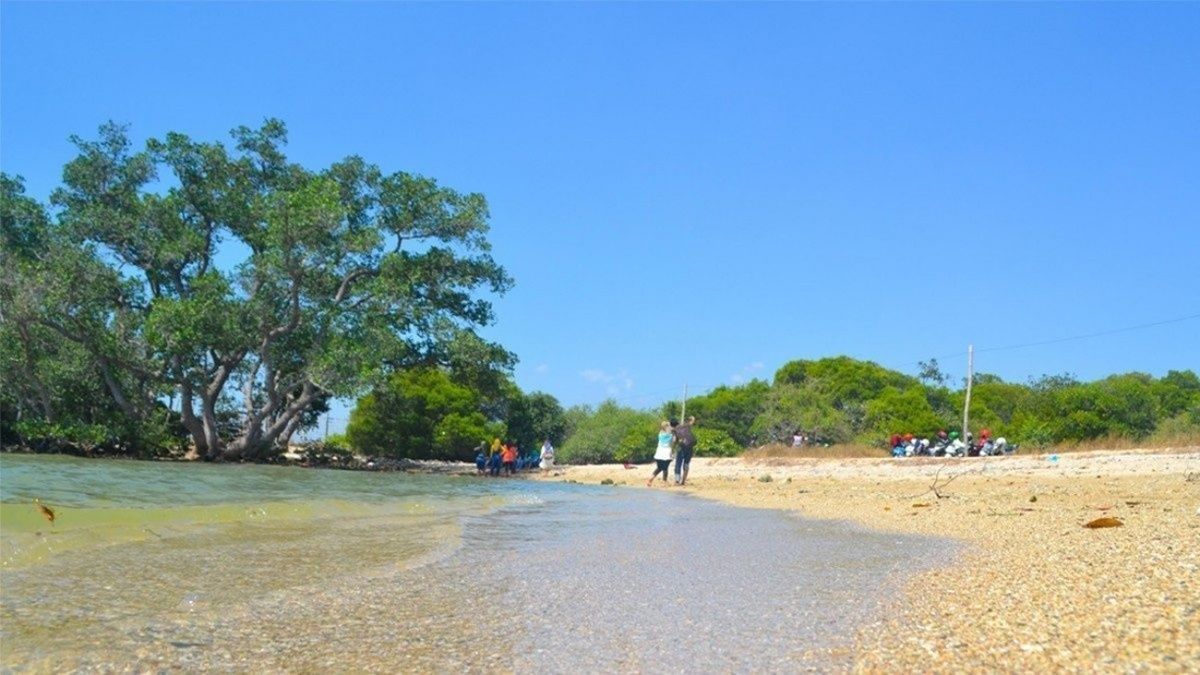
[694,427,741,457]
[558,401,656,465]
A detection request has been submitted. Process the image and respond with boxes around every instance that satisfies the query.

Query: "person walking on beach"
[673,415,697,486]
[539,439,555,470]
[647,421,674,487]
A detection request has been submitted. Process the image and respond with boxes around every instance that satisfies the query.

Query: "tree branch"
[334,268,378,303]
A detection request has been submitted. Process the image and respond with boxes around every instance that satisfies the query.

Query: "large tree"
[2,120,513,459]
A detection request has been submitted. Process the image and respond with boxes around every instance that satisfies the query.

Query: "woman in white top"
[646,421,674,487]
[539,439,555,470]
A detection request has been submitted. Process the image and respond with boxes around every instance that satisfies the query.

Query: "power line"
[619,310,1200,407]
[974,311,1200,355]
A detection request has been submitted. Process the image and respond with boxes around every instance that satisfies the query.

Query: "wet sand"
[534,447,1200,672]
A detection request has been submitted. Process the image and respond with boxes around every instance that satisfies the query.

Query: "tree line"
[340,355,1200,465]
[671,356,1199,452]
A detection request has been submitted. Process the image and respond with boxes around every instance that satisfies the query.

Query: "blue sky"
[3,3,1198,430]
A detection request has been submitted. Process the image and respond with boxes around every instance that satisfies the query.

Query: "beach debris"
[1029,495,1038,503]
[1124,501,1142,506]
[600,478,614,485]
[34,499,55,525]
[759,474,773,483]
[1084,517,1124,529]
[912,503,932,508]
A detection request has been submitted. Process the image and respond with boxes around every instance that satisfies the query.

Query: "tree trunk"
[200,393,222,460]
[178,378,208,457]
[226,382,319,461]
[98,357,137,418]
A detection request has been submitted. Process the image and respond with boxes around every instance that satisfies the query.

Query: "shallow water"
[0,455,953,672]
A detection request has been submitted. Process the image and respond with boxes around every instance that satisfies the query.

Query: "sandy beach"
[533,447,1200,672]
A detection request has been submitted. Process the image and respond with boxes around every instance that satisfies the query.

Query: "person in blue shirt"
[475,445,487,475]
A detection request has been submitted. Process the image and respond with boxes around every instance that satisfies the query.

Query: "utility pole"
[962,344,974,441]
[681,383,688,421]
[324,413,330,442]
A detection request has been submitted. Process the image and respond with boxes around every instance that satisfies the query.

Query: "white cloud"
[581,368,635,394]
[534,364,549,374]
[730,361,766,384]
[581,368,614,384]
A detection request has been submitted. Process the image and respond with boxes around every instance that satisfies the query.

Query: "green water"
[0,454,518,671]
[1,454,496,569]
[0,453,954,672]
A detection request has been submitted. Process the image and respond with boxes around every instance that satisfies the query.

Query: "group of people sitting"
[889,428,1015,458]
[474,438,555,476]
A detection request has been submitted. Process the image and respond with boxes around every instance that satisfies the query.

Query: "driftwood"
[907,463,984,500]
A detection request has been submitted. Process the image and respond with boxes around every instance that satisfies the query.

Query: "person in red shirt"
[501,442,518,476]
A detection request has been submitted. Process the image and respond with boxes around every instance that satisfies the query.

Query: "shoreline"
[532,447,1200,672]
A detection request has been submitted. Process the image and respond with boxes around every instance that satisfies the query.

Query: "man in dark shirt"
[673,415,697,486]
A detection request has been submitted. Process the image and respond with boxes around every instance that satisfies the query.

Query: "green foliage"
[960,381,1031,435]
[615,426,655,464]
[750,384,852,445]
[524,392,568,446]
[694,427,741,457]
[302,440,354,466]
[674,380,768,446]
[557,401,657,465]
[493,386,567,451]
[1149,407,1200,443]
[862,387,946,441]
[324,432,351,450]
[14,419,113,449]
[2,120,514,460]
[917,358,950,386]
[433,411,494,458]
[1152,370,1200,418]
[346,368,494,461]
[775,356,918,408]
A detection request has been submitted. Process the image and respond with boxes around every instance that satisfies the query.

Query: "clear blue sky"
[3,3,1198,430]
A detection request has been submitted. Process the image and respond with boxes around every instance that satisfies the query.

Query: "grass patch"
[1045,434,1200,454]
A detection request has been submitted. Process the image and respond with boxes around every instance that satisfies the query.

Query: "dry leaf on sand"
[1084,517,1124,529]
